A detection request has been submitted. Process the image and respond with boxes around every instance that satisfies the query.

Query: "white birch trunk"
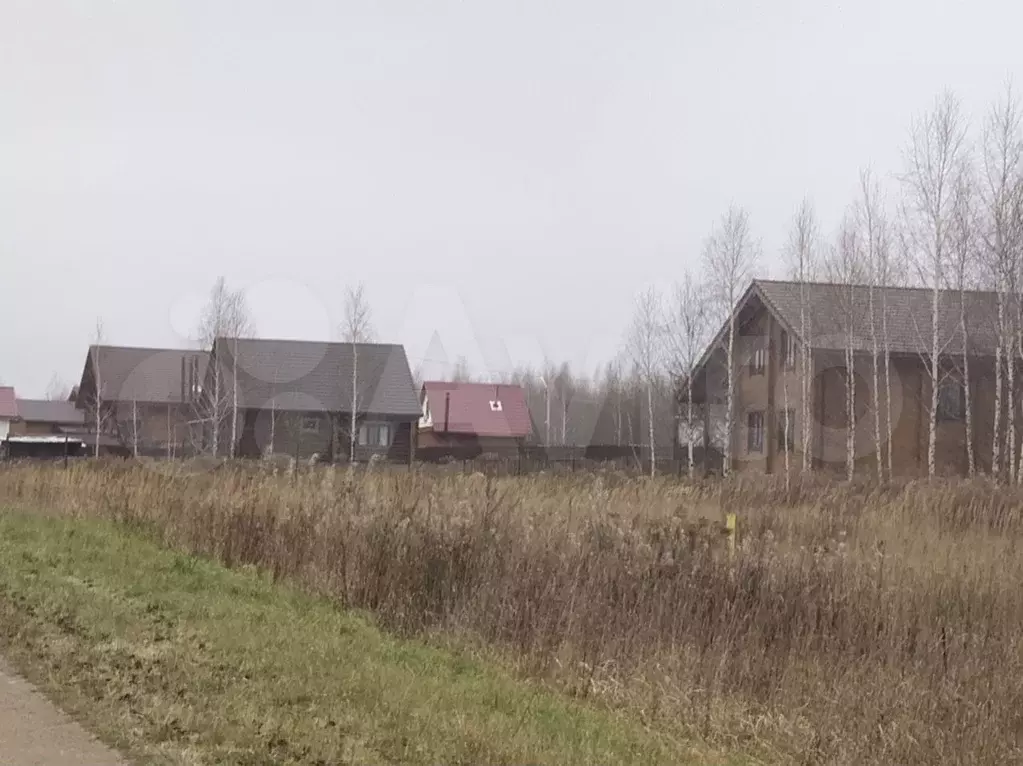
[563,400,568,446]
[687,376,695,479]
[843,280,856,482]
[349,344,358,463]
[269,399,276,456]
[927,284,940,478]
[230,339,238,459]
[724,310,736,475]
[961,291,975,476]
[212,363,221,458]
[93,352,102,459]
[782,374,791,492]
[993,290,1005,477]
[1016,311,1023,483]
[1009,329,1017,482]
[613,395,618,446]
[132,399,139,458]
[800,280,812,473]
[870,282,883,481]
[883,295,894,480]
[846,336,855,482]
[647,384,656,477]
[545,386,551,447]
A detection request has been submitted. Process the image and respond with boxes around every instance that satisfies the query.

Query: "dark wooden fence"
[415,444,723,477]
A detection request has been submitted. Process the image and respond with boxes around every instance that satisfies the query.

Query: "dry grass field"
[2,461,1022,764]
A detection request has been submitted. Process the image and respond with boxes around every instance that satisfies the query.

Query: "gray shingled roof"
[15,399,85,425]
[79,346,209,404]
[211,337,421,418]
[754,279,1004,356]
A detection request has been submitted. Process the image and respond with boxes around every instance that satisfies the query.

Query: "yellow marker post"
[724,512,736,559]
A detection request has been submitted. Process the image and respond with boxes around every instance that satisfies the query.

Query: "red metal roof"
[0,387,17,419]
[422,381,532,438]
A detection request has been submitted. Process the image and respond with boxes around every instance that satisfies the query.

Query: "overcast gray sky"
[3,0,1021,396]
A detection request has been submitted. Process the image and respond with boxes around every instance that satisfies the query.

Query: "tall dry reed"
[2,461,1021,764]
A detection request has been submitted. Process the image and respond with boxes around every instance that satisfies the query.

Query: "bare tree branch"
[900,90,970,479]
[341,284,374,463]
[703,205,759,475]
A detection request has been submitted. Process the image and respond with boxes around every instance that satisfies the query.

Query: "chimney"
[444,391,451,433]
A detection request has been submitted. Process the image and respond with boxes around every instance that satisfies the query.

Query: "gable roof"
[755,279,1002,356]
[15,399,85,425]
[696,279,1005,375]
[0,387,16,419]
[421,381,533,438]
[211,337,421,418]
[79,346,209,404]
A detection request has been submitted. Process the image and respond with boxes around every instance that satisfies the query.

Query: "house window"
[358,422,392,447]
[301,416,320,433]
[777,409,796,450]
[780,331,796,370]
[489,400,503,412]
[747,411,765,453]
[937,378,964,422]
[749,344,766,376]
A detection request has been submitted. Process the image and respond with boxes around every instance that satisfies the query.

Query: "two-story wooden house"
[691,279,1010,477]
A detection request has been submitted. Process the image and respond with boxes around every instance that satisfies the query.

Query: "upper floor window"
[749,345,766,376]
[747,411,765,453]
[937,378,964,422]
[780,330,797,370]
[301,416,321,433]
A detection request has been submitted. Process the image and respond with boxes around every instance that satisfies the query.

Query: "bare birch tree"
[825,214,867,481]
[855,169,891,481]
[83,318,113,458]
[195,277,254,458]
[603,360,624,447]
[703,206,759,475]
[949,167,979,476]
[664,270,710,478]
[452,356,472,383]
[341,284,374,463]
[784,199,820,473]
[45,374,71,402]
[876,212,898,480]
[625,287,664,477]
[981,84,1023,479]
[901,91,969,479]
[537,370,551,447]
[556,362,575,446]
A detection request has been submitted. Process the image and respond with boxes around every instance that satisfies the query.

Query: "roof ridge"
[218,336,402,348]
[423,380,525,387]
[89,344,206,353]
[754,278,999,296]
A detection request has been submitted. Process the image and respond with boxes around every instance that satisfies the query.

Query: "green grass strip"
[0,510,733,765]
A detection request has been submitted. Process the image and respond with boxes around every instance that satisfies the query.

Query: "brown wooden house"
[205,337,422,462]
[691,279,1012,477]
[75,345,208,456]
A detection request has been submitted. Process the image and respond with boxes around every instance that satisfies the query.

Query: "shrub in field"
[1,461,1021,765]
